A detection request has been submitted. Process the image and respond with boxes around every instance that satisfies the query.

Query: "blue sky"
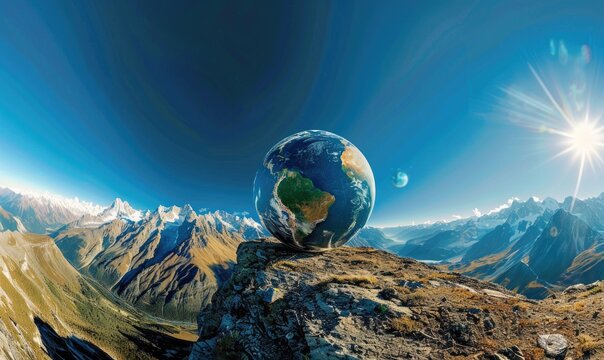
[1,1,604,226]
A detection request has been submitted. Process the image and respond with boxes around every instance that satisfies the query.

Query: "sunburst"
[499,59,604,212]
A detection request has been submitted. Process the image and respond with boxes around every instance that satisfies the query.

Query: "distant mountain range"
[2,183,604,308]
[0,187,104,233]
[0,186,266,323]
[359,193,604,298]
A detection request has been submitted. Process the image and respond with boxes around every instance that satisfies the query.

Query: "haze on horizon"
[1,1,604,226]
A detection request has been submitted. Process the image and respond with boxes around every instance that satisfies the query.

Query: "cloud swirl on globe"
[254,130,375,252]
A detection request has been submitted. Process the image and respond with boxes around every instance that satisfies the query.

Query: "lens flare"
[497,41,604,212]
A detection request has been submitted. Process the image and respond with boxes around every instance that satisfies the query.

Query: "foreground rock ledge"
[190,238,604,360]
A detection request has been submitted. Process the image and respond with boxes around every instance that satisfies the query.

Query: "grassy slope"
[0,232,194,360]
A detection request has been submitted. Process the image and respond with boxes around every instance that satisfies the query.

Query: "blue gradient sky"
[1,1,604,226]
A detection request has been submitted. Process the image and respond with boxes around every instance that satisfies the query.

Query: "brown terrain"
[190,238,604,360]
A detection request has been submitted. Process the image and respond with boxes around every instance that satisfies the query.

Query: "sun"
[501,62,604,212]
[565,120,604,157]
[550,117,604,211]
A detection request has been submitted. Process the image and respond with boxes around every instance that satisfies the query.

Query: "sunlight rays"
[499,53,604,212]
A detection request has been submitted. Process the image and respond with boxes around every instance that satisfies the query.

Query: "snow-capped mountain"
[368,193,604,299]
[66,198,143,228]
[54,204,265,322]
[0,187,104,233]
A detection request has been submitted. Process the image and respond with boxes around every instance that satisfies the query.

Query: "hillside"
[54,205,263,322]
[452,209,604,298]
[0,206,26,232]
[0,232,194,360]
[190,238,604,359]
[367,195,604,299]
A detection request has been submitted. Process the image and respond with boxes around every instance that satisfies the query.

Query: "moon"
[392,169,409,188]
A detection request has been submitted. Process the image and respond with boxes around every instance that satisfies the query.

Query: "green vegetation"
[0,233,194,360]
[277,169,335,237]
[374,304,389,314]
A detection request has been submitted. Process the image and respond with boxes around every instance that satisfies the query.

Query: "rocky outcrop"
[189,239,604,359]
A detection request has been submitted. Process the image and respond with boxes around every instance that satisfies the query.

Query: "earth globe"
[254,130,375,252]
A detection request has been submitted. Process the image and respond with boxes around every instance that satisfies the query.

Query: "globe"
[254,130,375,252]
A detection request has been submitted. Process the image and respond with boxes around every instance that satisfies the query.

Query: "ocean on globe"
[254,130,375,252]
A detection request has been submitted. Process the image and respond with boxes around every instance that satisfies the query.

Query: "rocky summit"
[190,239,604,360]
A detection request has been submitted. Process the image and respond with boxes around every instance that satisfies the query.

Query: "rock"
[189,238,602,360]
[189,338,216,359]
[260,287,282,303]
[563,281,601,294]
[428,280,441,287]
[399,280,424,290]
[538,334,568,359]
[467,308,481,315]
[563,283,587,294]
[224,294,242,311]
[449,322,473,345]
[218,314,235,332]
[455,283,478,293]
[484,317,496,331]
[483,289,511,298]
[378,287,397,300]
[499,345,525,360]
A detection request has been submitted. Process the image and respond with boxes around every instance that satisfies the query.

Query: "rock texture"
[190,239,604,360]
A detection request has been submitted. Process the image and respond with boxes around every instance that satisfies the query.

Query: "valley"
[0,232,193,359]
[360,193,604,299]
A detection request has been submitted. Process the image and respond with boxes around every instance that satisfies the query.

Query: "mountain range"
[1,184,604,358]
[54,201,264,322]
[360,193,604,298]
[0,187,104,233]
[0,187,266,325]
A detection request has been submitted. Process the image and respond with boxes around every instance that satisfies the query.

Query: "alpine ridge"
[365,193,604,299]
[54,204,266,322]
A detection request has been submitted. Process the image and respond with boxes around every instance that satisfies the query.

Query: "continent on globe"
[254,130,375,252]
[276,169,336,240]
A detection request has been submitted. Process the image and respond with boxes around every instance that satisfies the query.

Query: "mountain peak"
[111,197,126,207]
[99,198,142,222]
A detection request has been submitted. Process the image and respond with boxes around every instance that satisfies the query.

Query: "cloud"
[472,208,482,217]
[486,197,520,215]
[451,214,462,220]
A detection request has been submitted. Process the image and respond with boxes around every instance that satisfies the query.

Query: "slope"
[191,238,604,359]
[0,232,194,360]
[54,206,263,322]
